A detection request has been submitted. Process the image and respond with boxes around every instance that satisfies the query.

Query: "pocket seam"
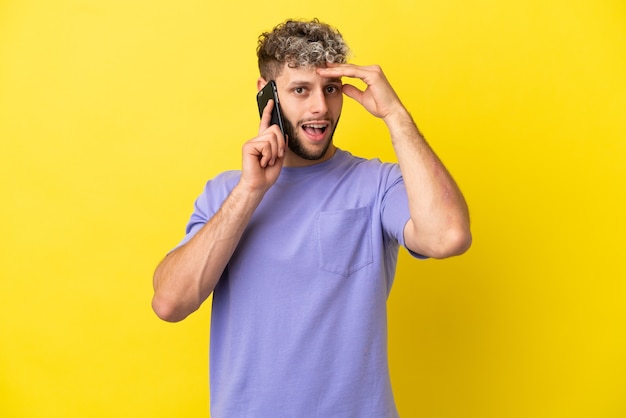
[318,207,373,277]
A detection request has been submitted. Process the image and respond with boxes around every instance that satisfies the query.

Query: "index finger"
[259,98,275,133]
[317,64,380,84]
[316,63,359,78]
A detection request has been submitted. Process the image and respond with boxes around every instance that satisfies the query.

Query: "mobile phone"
[256,80,286,139]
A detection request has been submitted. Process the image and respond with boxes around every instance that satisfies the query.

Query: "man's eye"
[294,87,305,94]
[326,86,339,94]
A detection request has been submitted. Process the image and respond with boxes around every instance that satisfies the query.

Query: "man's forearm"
[152,184,265,322]
[385,108,471,258]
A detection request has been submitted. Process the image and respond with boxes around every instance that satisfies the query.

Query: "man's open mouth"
[302,122,329,136]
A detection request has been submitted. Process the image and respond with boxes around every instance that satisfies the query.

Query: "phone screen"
[256,80,286,138]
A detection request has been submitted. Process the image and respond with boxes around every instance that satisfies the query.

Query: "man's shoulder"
[205,170,241,188]
[213,169,241,181]
[193,170,241,205]
[335,149,400,178]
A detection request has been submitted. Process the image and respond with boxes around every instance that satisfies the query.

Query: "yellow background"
[1,0,625,417]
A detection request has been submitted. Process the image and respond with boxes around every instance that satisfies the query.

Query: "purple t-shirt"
[179,149,420,417]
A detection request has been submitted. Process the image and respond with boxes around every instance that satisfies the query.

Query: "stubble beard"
[283,116,340,161]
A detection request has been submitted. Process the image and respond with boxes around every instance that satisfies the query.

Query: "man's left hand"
[317,63,404,120]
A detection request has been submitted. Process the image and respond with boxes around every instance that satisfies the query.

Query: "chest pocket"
[318,207,373,277]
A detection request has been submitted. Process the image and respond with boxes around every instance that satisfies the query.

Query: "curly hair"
[257,18,350,80]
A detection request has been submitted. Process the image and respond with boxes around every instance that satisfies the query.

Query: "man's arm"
[385,108,471,258]
[152,101,286,322]
[152,185,265,322]
[318,64,471,258]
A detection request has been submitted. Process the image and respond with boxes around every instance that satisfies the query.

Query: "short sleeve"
[380,165,427,259]
[173,171,240,250]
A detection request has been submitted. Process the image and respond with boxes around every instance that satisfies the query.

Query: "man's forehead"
[277,65,341,84]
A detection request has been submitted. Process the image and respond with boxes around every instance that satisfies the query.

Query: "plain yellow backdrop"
[1,0,625,417]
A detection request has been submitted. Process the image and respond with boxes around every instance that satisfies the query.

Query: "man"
[153,18,471,417]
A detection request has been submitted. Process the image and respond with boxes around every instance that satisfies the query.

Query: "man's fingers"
[246,129,284,168]
[318,64,380,84]
[266,130,279,166]
[258,141,273,167]
[259,99,274,133]
[341,83,363,103]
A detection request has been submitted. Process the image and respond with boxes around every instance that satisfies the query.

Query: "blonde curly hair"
[257,18,350,80]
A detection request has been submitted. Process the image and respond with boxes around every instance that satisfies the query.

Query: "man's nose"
[309,89,328,115]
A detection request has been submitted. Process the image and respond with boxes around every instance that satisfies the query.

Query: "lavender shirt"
[179,149,421,417]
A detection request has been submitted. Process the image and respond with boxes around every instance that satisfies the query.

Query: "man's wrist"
[232,180,270,208]
[383,104,413,127]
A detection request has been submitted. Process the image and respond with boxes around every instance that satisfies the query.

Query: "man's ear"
[257,77,268,92]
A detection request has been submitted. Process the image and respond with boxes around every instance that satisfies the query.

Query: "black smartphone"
[256,80,286,138]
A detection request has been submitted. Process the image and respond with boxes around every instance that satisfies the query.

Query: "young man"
[153,19,471,417]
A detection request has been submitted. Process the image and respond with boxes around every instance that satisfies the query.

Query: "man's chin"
[284,118,338,162]
[288,138,333,161]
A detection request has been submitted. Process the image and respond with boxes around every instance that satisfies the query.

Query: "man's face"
[270,65,343,166]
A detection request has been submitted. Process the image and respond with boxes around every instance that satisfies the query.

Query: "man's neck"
[283,145,337,168]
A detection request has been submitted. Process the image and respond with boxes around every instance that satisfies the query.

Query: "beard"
[283,115,340,161]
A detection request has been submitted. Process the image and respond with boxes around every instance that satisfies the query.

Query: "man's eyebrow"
[286,80,313,87]
[286,78,343,88]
